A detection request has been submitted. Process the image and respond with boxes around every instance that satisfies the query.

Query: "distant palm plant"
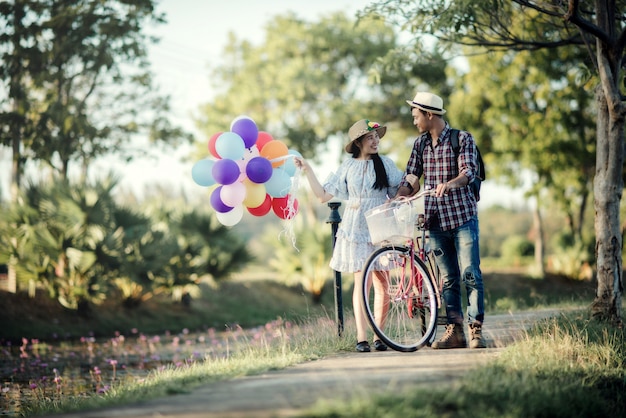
[0,178,120,310]
[0,179,254,310]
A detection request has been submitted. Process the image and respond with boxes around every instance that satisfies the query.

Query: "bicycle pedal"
[436,316,447,326]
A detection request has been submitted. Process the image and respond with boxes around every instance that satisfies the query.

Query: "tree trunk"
[591,84,624,325]
[533,205,545,277]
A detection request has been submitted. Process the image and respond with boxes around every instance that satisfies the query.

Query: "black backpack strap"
[449,128,460,157]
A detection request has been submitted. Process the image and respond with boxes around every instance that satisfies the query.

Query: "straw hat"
[406,92,446,115]
[345,119,387,153]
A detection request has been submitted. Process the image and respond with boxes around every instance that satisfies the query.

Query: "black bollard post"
[326,201,344,337]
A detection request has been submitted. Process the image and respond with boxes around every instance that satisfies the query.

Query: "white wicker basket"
[365,202,417,244]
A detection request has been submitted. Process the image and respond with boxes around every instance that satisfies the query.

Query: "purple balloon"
[231,117,259,149]
[212,158,240,185]
[210,186,233,213]
[246,157,273,184]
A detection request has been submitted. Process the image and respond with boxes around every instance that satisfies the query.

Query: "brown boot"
[469,323,486,348]
[431,323,467,349]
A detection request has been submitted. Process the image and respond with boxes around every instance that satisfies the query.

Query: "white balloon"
[215,205,244,226]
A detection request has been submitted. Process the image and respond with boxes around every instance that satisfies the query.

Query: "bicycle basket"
[365,202,417,244]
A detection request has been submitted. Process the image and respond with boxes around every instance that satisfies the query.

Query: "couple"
[294,92,485,352]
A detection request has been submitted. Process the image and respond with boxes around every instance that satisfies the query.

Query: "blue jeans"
[429,216,484,325]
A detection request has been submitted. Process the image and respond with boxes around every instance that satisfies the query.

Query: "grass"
[302,310,626,418]
[0,271,602,416]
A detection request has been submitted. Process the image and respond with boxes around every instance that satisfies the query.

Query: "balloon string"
[278,166,301,252]
[269,154,296,163]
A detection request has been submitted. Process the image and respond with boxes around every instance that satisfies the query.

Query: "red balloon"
[208,132,222,159]
[255,131,274,152]
[272,195,299,219]
[247,194,272,217]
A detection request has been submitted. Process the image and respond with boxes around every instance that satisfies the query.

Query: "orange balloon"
[260,140,289,168]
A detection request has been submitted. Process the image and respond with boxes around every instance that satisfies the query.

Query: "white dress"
[323,156,403,273]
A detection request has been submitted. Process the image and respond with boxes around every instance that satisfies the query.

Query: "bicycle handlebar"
[395,188,436,203]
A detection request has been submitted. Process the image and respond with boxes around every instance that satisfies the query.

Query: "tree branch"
[563,0,611,45]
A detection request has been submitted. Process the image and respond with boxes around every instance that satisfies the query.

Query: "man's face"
[411,107,429,133]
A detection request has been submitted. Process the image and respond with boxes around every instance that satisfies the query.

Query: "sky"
[0,0,526,207]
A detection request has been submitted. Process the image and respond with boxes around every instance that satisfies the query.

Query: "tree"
[366,0,625,324]
[195,11,447,163]
[448,46,596,275]
[0,0,191,196]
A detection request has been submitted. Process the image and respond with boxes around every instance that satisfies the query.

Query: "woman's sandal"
[373,339,388,351]
[355,341,371,352]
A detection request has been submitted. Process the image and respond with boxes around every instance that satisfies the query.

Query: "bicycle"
[361,189,443,352]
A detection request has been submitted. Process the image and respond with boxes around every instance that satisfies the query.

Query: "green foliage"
[0,178,252,310]
[478,205,533,258]
[195,11,445,164]
[0,0,191,198]
[501,235,534,259]
[261,196,333,303]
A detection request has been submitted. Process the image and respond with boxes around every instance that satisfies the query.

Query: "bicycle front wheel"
[362,245,438,352]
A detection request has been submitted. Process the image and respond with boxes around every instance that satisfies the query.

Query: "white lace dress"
[323,156,403,273]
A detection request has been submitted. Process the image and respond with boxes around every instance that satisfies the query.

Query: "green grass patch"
[302,310,626,418]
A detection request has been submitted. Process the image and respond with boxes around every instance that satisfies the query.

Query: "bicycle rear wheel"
[362,245,438,352]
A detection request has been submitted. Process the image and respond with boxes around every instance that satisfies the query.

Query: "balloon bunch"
[191,115,302,226]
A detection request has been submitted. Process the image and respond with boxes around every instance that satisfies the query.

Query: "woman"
[294,119,404,352]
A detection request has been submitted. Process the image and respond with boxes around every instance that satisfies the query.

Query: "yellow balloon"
[243,179,266,208]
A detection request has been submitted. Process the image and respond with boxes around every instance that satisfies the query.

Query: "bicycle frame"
[361,189,441,351]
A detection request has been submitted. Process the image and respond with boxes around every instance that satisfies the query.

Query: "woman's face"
[358,131,380,157]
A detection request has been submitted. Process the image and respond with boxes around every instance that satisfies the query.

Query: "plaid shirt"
[400,123,478,231]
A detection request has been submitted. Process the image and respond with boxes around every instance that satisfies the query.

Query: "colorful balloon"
[221,181,246,207]
[283,150,302,177]
[216,205,244,226]
[246,156,273,184]
[272,195,299,220]
[265,167,291,197]
[230,116,258,149]
[247,194,272,217]
[255,131,274,152]
[215,132,245,160]
[208,132,222,159]
[210,186,233,213]
[191,159,216,187]
[242,179,267,208]
[260,140,289,168]
[212,158,240,185]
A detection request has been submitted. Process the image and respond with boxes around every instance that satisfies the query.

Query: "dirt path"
[51,310,560,418]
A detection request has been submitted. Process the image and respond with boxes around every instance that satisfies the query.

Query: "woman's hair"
[349,140,389,190]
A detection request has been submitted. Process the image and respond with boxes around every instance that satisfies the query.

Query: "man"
[396,92,486,349]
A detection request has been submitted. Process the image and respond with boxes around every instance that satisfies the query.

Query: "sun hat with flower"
[345,119,387,153]
[406,92,446,115]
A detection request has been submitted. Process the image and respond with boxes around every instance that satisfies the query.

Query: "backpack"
[418,128,485,201]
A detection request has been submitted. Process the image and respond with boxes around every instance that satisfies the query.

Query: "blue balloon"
[265,167,291,197]
[283,150,302,177]
[191,159,216,187]
[215,132,245,160]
